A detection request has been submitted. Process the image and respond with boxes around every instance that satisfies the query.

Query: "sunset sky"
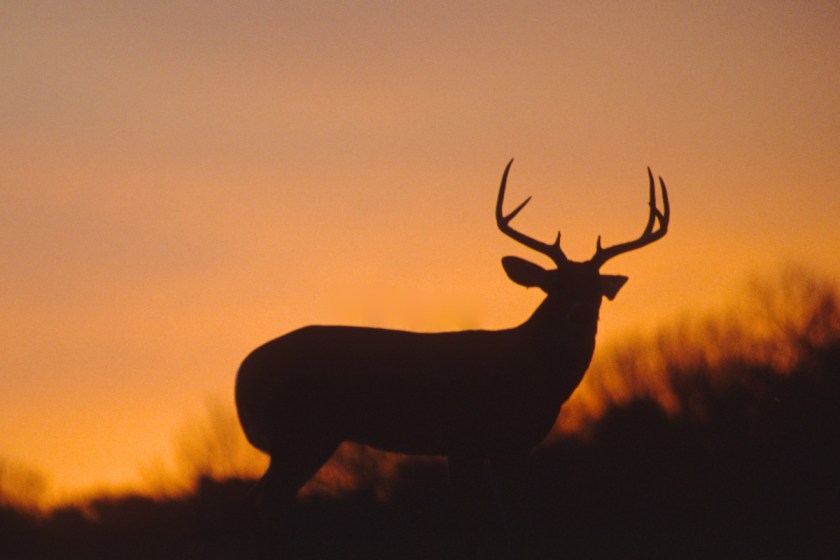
[2,1,839,503]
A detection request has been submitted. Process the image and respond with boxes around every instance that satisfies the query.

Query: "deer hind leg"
[448,452,485,560]
[252,441,338,559]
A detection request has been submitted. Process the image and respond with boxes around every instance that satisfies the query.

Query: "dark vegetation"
[2,265,838,559]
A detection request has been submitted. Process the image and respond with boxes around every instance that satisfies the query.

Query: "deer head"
[496,159,670,330]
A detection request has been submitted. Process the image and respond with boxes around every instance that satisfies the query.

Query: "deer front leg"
[490,451,531,559]
[448,452,485,559]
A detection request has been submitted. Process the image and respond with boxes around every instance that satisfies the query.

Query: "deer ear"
[502,256,548,289]
[600,274,628,301]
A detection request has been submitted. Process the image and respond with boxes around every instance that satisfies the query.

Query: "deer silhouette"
[235,159,670,558]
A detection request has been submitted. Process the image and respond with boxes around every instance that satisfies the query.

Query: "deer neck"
[509,302,598,410]
[525,295,600,332]
[517,296,601,372]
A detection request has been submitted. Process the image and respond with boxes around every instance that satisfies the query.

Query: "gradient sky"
[2,1,839,502]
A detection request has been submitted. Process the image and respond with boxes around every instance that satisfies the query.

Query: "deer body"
[236,160,669,559]
[237,309,596,459]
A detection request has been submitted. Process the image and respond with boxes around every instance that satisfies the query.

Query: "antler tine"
[591,168,670,268]
[641,167,658,236]
[496,159,568,265]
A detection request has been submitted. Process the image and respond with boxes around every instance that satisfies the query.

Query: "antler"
[496,159,568,265]
[590,167,670,268]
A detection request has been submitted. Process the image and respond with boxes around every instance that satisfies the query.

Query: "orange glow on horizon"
[2,2,839,505]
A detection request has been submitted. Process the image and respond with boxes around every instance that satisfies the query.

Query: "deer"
[235,159,670,558]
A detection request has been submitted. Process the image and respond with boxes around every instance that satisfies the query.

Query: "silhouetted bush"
[0,502,39,559]
[529,341,840,559]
